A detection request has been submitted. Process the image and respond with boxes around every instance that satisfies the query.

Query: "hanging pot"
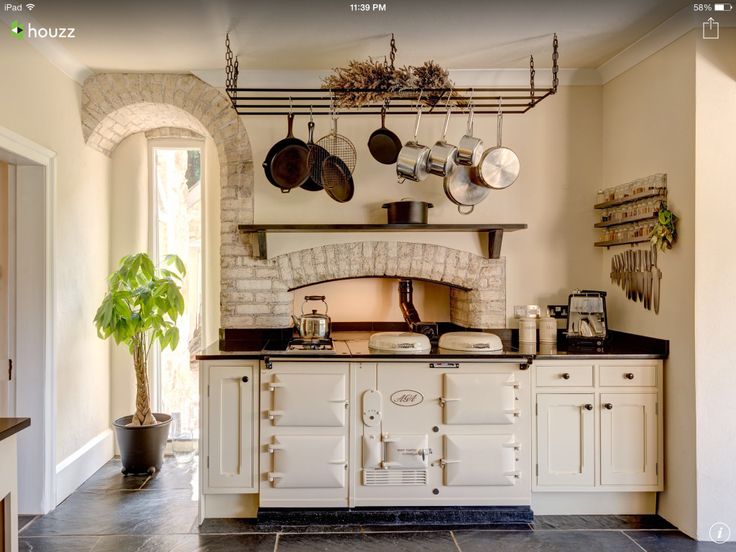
[476,108,520,189]
[456,105,483,166]
[382,199,434,224]
[427,106,458,177]
[396,106,430,183]
[443,164,490,215]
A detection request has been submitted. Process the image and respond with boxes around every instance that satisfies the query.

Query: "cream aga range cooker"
[259,332,531,508]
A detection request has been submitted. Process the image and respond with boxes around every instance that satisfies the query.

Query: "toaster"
[566,290,608,348]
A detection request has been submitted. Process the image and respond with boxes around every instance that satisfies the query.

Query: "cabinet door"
[207,363,257,491]
[536,394,594,487]
[600,393,658,486]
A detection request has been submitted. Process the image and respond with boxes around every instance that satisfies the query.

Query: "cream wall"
[694,29,736,541]
[0,42,112,462]
[109,132,220,420]
[600,32,697,536]
[248,85,602,324]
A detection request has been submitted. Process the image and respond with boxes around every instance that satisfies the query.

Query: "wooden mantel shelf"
[237,224,528,260]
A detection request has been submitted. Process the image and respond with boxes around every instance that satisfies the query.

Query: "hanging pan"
[476,101,520,190]
[321,155,355,203]
[396,102,430,183]
[303,117,328,191]
[368,105,402,165]
[263,112,310,193]
[456,103,483,166]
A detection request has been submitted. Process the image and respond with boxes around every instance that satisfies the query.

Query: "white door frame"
[0,125,56,514]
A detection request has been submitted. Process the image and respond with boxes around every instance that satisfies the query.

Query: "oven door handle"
[267,471,284,482]
[438,458,460,467]
[268,383,285,391]
[504,470,522,479]
[328,459,347,465]
[267,443,286,453]
[439,397,460,407]
[267,410,285,420]
[504,408,521,417]
[503,441,521,450]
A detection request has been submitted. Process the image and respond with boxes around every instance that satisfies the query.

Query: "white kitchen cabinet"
[203,360,259,493]
[536,394,595,487]
[600,393,658,486]
[532,359,663,493]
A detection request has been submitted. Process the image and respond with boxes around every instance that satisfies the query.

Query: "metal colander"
[316,115,356,189]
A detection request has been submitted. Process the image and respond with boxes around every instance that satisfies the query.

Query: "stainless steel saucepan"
[476,104,520,189]
[443,164,490,215]
[456,104,483,166]
[396,106,430,183]
[427,106,457,177]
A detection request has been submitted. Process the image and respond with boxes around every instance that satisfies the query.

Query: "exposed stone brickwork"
[221,241,505,329]
[81,74,506,330]
[144,127,203,140]
[80,73,254,329]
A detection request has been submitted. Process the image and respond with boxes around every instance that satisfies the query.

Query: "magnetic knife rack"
[224,34,559,116]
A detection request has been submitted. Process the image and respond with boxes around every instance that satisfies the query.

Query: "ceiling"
[32,0,689,73]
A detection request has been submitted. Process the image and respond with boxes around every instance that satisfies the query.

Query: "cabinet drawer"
[536,365,593,387]
[600,365,656,387]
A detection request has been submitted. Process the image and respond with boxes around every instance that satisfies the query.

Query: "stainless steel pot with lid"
[292,295,331,339]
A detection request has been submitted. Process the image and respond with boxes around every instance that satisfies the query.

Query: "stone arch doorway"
[80,73,254,315]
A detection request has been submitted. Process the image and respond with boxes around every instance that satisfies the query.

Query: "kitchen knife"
[637,250,644,302]
[644,250,651,310]
[652,245,661,314]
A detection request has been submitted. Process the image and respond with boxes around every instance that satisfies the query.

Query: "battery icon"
[715,3,732,10]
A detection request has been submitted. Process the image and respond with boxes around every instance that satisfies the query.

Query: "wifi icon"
[26,3,35,10]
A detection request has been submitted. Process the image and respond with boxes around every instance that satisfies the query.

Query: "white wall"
[600,32,697,536]
[109,132,221,420]
[694,29,736,541]
[247,85,602,324]
[0,41,112,464]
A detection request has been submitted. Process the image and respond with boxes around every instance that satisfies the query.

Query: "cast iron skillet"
[263,113,310,193]
[368,106,402,165]
[321,155,355,203]
[302,121,328,191]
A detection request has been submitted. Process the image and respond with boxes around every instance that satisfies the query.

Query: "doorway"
[0,126,56,515]
[149,140,204,453]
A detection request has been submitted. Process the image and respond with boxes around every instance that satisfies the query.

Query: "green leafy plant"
[650,202,678,250]
[94,253,186,426]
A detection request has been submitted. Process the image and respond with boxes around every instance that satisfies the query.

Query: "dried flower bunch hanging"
[321,35,458,109]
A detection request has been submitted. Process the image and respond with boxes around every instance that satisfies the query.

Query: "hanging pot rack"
[224,34,559,116]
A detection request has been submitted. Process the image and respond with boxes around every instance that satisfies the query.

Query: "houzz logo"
[10,20,23,39]
[9,21,76,39]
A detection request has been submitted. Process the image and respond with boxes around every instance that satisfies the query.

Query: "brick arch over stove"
[225,242,506,329]
[80,73,255,327]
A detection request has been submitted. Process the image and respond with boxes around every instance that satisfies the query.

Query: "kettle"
[292,296,331,339]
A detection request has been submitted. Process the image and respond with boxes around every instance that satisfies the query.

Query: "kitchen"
[0,1,734,551]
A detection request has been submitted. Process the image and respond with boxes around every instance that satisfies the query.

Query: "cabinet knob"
[624,372,635,380]
[561,372,571,380]
[242,376,249,383]
[604,403,613,410]
[583,403,593,411]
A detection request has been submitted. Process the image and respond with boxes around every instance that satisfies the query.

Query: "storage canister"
[539,316,557,343]
[519,317,537,343]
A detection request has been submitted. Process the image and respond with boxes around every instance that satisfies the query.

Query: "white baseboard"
[55,429,113,505]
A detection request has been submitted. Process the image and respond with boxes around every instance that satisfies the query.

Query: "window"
[150,141,203,442]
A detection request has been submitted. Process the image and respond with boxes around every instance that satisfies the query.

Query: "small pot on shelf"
[382,200,434,224]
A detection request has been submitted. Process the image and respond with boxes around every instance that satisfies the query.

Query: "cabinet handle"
[242,376,249,383]
[561,372,571,380]
[583,403,593,411]
[624,372,635,380]
[604,403,613,410]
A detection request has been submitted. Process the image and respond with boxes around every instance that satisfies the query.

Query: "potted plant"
[94,253,186,475]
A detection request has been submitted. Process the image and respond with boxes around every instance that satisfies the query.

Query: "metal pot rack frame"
[224,34,559,116]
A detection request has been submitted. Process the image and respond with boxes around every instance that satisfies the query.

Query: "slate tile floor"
[19,457,733,551]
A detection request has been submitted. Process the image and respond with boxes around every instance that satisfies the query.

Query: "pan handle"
[281,188,291,194]
[466,104,475,135]
[412,106,422,142]
[441,106,452,142]
[458,204,474,215]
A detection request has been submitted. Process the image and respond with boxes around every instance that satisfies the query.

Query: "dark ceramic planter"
[113,413,171,475]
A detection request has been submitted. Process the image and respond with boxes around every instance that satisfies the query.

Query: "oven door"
[268,373,347,427]
[267,435,347,488]
[442,434,519,486]
[442,373,518,425]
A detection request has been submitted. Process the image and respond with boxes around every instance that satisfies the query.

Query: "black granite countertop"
[0,417,31,442]
[197,328,668,361]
